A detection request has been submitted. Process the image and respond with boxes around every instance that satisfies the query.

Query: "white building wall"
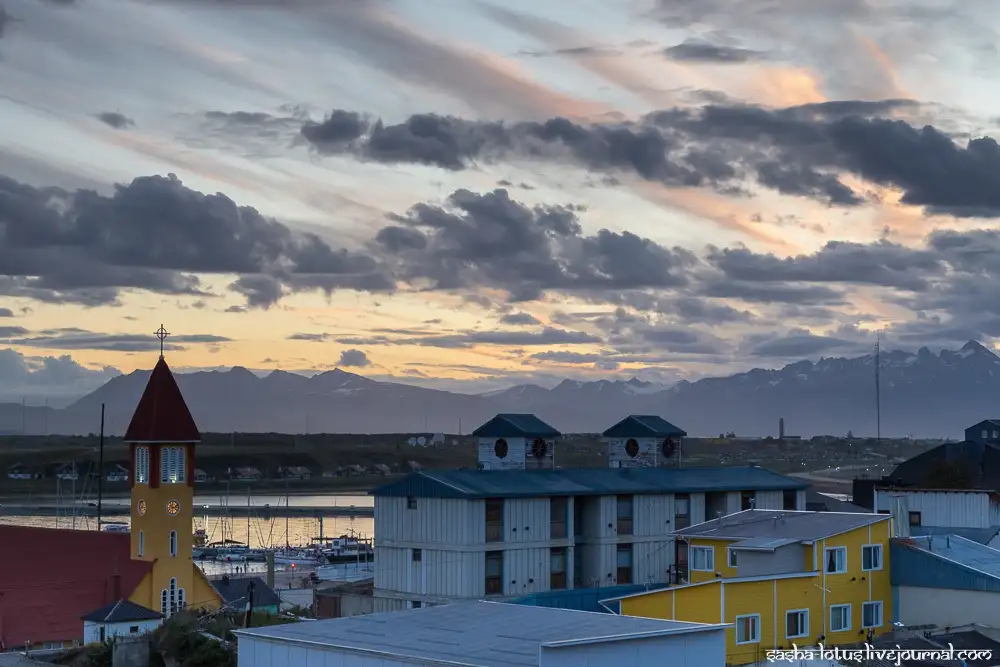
[873,490,994,528]
[725,492,742,515]
[633,539,675,585]
[690,493,707,525]
[539,630,726,667]
[505,498,550,542]
[635,495,673,536]
[375,497,478,545]
[796,489,807,511]
[477,436,527,470]
[83,619,162,644]
[238,638,426,667]
[897,586,1000,628]
[503,546,554,597]
[754,490,783,510]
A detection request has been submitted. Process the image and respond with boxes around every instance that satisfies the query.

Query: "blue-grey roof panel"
[370,466,807,498]
[910,525,1000,545]
[601,415,687,438]
[472,414,561,438]
[891,535,1000,592]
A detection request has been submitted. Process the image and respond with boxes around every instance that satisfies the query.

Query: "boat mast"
[96,403,105,530]
[284,479,290,549]
[246,485,251,548]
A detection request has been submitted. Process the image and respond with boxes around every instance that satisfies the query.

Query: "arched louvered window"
[160,589,168,616]
[169,530,178,557]
[138,530,144,557]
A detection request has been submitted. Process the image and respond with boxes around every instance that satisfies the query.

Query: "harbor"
[0,502,373,518]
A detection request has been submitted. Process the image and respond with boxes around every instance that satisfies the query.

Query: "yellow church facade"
[121,350,222,616]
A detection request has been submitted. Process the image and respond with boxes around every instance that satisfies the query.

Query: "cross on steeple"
[155,324,169,359]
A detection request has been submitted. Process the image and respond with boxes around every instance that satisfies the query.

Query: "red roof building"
[0,526,153,649]
[123,357,200,443]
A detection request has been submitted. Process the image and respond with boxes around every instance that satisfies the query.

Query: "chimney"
[112,574,121,600]
[891,495,910,538]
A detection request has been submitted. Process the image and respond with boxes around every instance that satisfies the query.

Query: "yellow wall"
[687,538,739,583]
[623,519,893,666]
[130,444,221,613]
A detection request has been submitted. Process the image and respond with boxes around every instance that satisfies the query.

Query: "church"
[0,345,222,650]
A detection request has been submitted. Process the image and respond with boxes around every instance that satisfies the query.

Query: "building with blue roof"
[892,534,1000,629]
[602,415,687,469]
[473,414,560,471]
[873,487,1000,549]
[368,466,806,613]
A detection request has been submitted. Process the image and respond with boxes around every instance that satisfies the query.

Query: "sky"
[3,0,1000,401]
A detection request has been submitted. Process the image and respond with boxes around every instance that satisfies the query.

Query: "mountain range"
[2,341,998,438]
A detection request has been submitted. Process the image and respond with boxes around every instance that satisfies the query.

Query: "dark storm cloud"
[337,349,371,367]
[0,5,10,39]
[662,41,765,63]
[746,330,865,358]
[499,312,542,326]
[97,112,135,129]
[373,188,697,300]
[0,326,29,337]
[300,99,1000,216]
[9,329,230,352]
[0,173,393,307]
[0,308,13,317]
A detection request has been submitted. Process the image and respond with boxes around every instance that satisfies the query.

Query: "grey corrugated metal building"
[369,467,807,612]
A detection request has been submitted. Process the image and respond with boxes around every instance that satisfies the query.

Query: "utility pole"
[97,404,106,530]
[244,580,256,628]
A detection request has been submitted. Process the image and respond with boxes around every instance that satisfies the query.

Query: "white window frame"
[862,601,883,629]
[727,548,738,568]
[689,545,715,572]
[735,613,761,645]
[830,604,852,632]
[862,544,883,571]
[135,446,149,484]
[161,447,186,484]
[824,546,847,574]
[786,608,809,639]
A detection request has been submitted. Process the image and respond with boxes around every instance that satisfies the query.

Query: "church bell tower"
[125,325,201,618]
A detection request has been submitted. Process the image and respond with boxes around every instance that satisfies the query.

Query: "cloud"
[337,349,371,367]
[745,330,866,358]
[662,41,766,64]
[0,173,394,307]
[288,332,330,342]
[0,348,121,402]
[9,328,231,352]
[337,327,602,349]
[0,308,14,317]
[96,111,135,129]
[499,312,542,326]
[297,99,1000,216]
[374,188,697,300]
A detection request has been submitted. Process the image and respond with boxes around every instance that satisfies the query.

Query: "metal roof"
[729,537,801,551]
[472,414,560,439]
[892,535,1000,592]
[601,415,687,439]
[81,599,163,623]
[212,576,281,608]
[674,509,889,542]
[511,583,671,613]
[911,525,1000,545]
[234,600,724,667]
[370,466,807,499]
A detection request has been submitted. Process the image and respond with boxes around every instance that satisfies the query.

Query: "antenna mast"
[875,331,881,443]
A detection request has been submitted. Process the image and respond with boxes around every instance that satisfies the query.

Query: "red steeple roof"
[124,356,201,443]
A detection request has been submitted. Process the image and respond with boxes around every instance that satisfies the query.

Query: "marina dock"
[0,504,374,519]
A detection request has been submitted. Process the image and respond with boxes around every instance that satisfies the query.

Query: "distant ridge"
[1,341,997,438]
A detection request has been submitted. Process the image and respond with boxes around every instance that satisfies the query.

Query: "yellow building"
[123,349,223,617]
[605,510,893,666]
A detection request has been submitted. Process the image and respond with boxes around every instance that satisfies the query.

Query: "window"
[862,601,883,629]
[160,447,186,483]
[616,544,633,584]
[984,429,989,439]
[783,489,797,510]
[412,548,422,562]
[129,626,139,634]
[161,589,168,616]
[994,430,999,439]
[135,446,149,484]
[786,609,809,639]
[727,548,738,568]
[616,495,633,535]
[824,547,847,574]
[550,547,567,590]
[830,604,851,632]
[674,493,691,529]
[169,530,178,557]
[909,511,922,526]
[735,614,760,644]
[550,497,568,539]
[877,509,891,514]
[690,545,714,571]
[862,544,883,571]
[741,491,756,510]
[99,627,106,643]
[485,551,503,595]
[177,588,185,610]
[486,498,504,543]
[406,497,417,510]
[138,530,144,557]
[411,601,422,609]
